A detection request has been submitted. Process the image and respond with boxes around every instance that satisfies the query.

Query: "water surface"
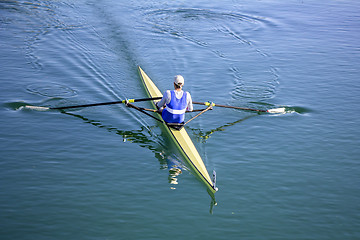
[1,0,359,239]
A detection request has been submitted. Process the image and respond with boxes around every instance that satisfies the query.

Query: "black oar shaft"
[126,103,164,123]
[192,101,267,113]
[51,97,162,110]
[51,100,123,110]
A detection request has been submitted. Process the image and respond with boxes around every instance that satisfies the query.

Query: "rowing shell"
[138,66,218,194]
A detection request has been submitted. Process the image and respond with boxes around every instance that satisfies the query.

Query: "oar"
[24,97,162,111]
[192,101,286,114]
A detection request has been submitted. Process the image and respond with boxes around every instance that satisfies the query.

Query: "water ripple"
[26,83,77,98]
[229,65,279,101]
[143,8,263,51]
[142,7,280,101]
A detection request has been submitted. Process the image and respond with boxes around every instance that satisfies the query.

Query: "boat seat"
[166,122,184,131]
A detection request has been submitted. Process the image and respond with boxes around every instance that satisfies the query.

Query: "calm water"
[1,0,360,239]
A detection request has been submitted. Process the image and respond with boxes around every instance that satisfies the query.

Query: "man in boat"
[156,75,193,123]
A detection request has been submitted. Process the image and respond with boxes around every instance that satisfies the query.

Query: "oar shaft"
[192,101,267,113]
[51,100,123,110]
[51,97,162,110]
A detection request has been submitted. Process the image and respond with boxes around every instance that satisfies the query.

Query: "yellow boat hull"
[138,66,217,193]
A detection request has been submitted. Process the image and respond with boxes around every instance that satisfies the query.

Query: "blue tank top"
[162,90,187,123]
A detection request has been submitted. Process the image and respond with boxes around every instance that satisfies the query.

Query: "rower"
[156,75,193,124]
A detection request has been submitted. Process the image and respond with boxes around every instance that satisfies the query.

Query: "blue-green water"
[1,0,360,239]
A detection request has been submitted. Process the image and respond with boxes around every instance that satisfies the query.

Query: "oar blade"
[267,107,286,114]
[23,105,50,111]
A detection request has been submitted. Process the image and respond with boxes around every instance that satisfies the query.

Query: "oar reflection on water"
[62,111,217,212]
[63,111,187,187]
[187,115,255,143]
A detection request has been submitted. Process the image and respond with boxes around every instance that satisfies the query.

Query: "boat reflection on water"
[63,111,185,189]
[163,153,183,188]
[63,110,220,212]
[62,111,256,214]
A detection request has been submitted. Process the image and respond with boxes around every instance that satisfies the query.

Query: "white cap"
[174,75,184,86]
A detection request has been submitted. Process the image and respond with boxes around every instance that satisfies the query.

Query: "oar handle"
[192,101,267,113]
